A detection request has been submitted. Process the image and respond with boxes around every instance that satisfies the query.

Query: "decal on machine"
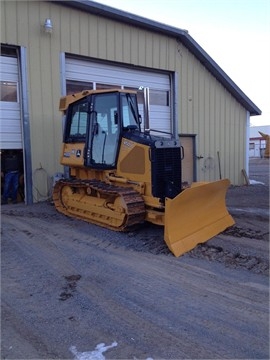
[123,140,134,148]
[64,149,81,158]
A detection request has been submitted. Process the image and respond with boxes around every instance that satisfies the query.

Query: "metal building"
[0,0,261,204]
[249,125,270,158]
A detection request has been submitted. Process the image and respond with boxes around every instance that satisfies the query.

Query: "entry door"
[180,136,195,185]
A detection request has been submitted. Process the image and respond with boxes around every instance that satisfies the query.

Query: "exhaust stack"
[143,87,150,133]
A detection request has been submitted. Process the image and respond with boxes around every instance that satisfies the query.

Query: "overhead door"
[0,55,22,149]
[65,57,171,134]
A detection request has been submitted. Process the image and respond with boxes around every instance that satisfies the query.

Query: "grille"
[151,146,182,200]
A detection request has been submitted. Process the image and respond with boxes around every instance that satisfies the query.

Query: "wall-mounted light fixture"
[43,18,53,34]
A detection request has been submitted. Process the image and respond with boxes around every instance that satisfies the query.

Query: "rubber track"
[53,179,146,231]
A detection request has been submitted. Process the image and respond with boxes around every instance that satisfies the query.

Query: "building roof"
[52,0,261,116]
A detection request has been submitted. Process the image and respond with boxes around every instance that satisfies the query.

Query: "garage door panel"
[2,139,22,149]
[1,132,22,149]
[1,107,21,120]
[66,58,170,88]
[151,107,171,132]
[0,55,22,149]
[3,132,22,140]
[1,119,22,131]
[0,57,19,81]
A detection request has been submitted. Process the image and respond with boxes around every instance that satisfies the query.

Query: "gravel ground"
[1,158,269,359]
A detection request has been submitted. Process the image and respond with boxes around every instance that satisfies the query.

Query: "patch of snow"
[70,341,117,360]
[228,207,269,217]
[249,179,265,185]
[69,342,154,360]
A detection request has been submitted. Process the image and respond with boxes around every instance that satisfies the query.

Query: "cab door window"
[91,93,120,166]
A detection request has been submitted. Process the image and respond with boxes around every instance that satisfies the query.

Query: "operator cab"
[64,90,140,169]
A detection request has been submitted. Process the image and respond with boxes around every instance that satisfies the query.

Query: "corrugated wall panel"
[219,88,227,179]
[79,13,90,56]
[60,7,71,51]
[122,27,131,63]
[209,78,216,157]
[0,2,6,40]
[145,33,153,68]
[180,46,189,134]
[1,0,249,188]
[186,54,194,134]
[138,31,146,66]
[28,2,50,173]
[70,12,80,55]
[17,1,29,45]
[2,0,16,44]
[179,47,247,183]
[115,25,123,63]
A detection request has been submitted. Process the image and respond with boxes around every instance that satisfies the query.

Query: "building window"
[96,83,121,90]
[1,46,17,57]
[0,81,18,102]
[124,87,169,106]
[66,80,93,95]
[124,87,144,104]
[150,89,169,106]
[249,142,255,150]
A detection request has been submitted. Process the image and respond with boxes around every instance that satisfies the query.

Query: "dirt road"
[1,159,269,359]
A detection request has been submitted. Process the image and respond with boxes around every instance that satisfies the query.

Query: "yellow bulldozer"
[53,88,234,257]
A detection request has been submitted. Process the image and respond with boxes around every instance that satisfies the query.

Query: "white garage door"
[0,56,22,149]
[65,57,171,134]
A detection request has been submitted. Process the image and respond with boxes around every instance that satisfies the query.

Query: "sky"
[93,0,270,127]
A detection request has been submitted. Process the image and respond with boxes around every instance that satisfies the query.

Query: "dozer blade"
[164,179,235,257]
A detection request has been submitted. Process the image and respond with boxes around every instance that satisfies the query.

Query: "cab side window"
[65,99,88,142]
